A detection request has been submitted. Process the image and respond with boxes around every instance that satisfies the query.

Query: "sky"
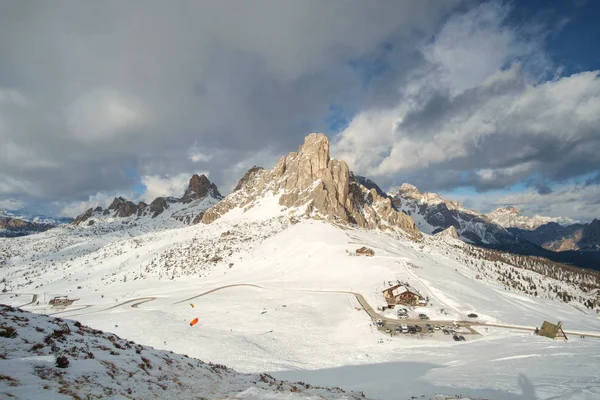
[0,0,599,222]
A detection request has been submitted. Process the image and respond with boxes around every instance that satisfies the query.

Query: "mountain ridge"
[70,174,223,228]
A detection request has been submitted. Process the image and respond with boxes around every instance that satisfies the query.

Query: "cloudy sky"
[1,0,599,222]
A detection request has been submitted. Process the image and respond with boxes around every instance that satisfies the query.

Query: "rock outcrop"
[435,226,459,239]
[107,197,137,218]
[233,166,264,192]
[71,208,94,226]
[181,174,221,204]
[202,133,421,238]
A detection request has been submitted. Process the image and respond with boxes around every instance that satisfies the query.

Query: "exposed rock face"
[234,166,263,192]
[181,174,222,204]
[107,197,137,218]
[149,197,169,218]
[435,226,459,239]
[70,208,94,226]
[202,133,421,238]
[136,202,147,217]
[389,183,511,245]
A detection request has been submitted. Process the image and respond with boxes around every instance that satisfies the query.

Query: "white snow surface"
[1,197,599,400]
[0,305,368,399]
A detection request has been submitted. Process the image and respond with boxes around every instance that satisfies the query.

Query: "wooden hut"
[536,321,568,341]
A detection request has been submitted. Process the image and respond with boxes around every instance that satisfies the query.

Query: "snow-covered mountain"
[1,133,600,399]
[388,183,512,245]
[70,174,223,231]
[487,206,576,230]
[0,305,369,399]
[202,134,420,238]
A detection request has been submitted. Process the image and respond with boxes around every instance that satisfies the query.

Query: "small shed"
[49,296,78,308]
[536,321,568,341]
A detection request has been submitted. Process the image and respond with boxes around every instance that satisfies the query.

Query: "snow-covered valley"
[2,198,600,399]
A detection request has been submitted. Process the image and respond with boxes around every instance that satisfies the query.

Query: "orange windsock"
[189,317,199,326]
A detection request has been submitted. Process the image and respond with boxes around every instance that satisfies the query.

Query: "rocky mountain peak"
[398,183,421,195]
[234,166,263,192]
[201,133,421,238]
[181,174,222,204]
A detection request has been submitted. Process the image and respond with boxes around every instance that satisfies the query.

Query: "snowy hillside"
[0,305,369,399]
[2,205,600,399]
[487,206,576,230]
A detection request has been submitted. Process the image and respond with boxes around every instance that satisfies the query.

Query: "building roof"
[392,286,410,297]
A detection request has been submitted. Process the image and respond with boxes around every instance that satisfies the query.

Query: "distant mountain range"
[387,184,600,270]
[70,174,223,229]
[2,138,598,270]
[0,209,71,238]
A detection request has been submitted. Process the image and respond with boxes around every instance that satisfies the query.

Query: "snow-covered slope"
[0,305,369,399]
[388,183,511,245]
[487,206,576,230]
[2,134,599,399]
[2,205,599,399]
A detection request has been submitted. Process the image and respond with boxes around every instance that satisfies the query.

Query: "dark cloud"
[585,172,600,186]
[534,184,553,195]
[0,1,461,214]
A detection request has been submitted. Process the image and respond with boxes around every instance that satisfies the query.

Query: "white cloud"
[332,2,600,208]
[65,89,147,142]
[444,180,600,222]
[0,198,25,211]
[0,89,27,106]
[139,173,203,203]
[59,192,118,218]
[187,143,213,163]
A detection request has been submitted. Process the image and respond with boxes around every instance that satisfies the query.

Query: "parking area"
[373,318,480,341]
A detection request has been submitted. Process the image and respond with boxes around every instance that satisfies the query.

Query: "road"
[478,322,600,339]
[173,284,264,304]
[9,286,600,339]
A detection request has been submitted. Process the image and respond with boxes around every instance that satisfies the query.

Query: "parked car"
[408,326,417,334]
[453,335,460,341]
[434,325,441,330]
[415,326,422,333]
[442,329,450,335]
[397,308,408,316]
[425,324,431,329]
[459,335,466,341]
[428,327,434,333]
[418,313,429,320]
[395,326,402,333]
[398,314,409,319]
[376,319,383,327]
[468,313,478,318]
[401,324,408,333]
